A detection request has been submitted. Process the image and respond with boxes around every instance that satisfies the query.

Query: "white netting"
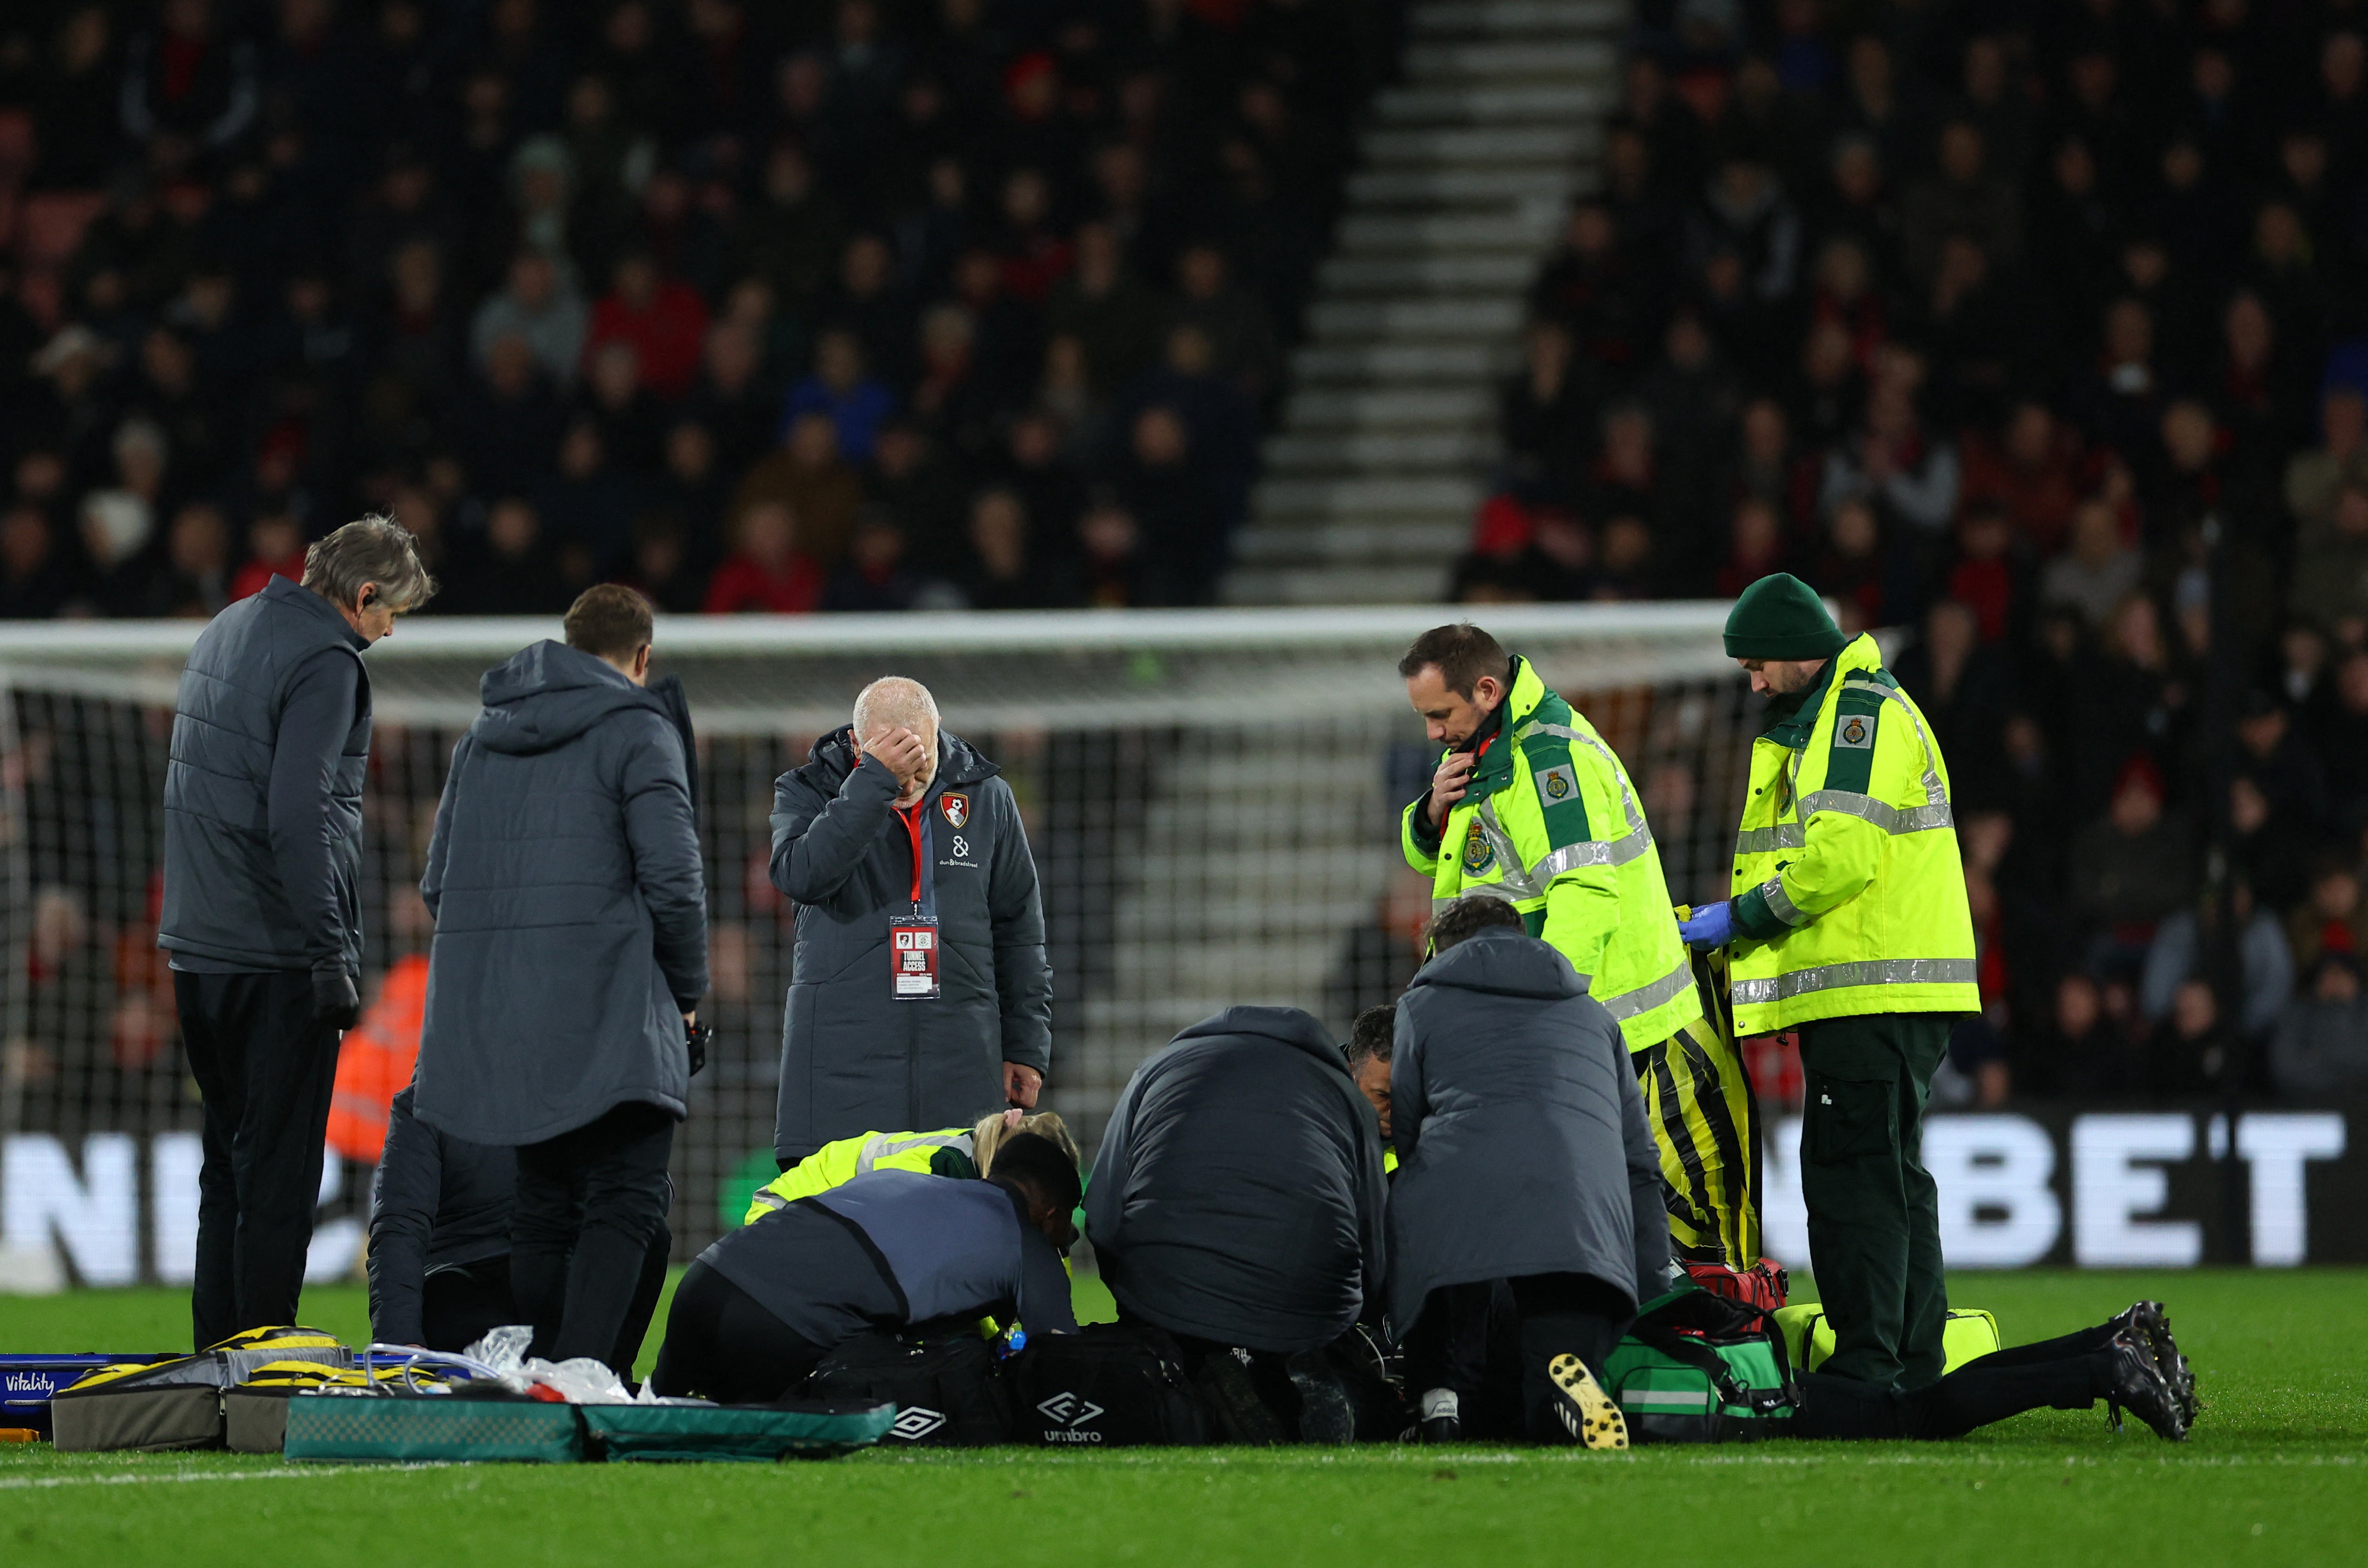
[0,605,1755,1276]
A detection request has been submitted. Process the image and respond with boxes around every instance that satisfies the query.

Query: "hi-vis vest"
[1727,634,1978,1033]
[743,1127,977,1225]
[1401,656,1704,1050]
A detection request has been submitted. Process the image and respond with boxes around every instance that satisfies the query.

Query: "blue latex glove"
[1678,900,1736,951]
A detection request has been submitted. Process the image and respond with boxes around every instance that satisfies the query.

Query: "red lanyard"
[897,802,926,906]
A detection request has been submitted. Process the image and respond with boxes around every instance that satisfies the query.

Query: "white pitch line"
[0,1462,454,1490]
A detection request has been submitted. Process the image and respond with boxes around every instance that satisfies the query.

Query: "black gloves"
[310,968,360,1032]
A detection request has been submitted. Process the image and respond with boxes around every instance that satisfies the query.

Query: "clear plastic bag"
[519,1356,632,1404]
[462,1325,534,1376]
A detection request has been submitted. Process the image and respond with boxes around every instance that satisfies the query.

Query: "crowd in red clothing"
[1456,1,2368,1107]
[0,0,1401,622]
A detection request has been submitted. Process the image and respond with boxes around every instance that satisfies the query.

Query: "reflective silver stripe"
[1515,718,1659,880]
[1515,720,1648,835]
[1730,958,1979,1005]
[1533,822,1656,875]
[854,1131,972,1175]
[1599,957,1698,1022]
[1838,675,1948,808]
[1760,877,1808,928]
[1735,824,1805,855]
[1798,790,1955,836]
[749,1187,789,1215]
[1475,797,1543,899]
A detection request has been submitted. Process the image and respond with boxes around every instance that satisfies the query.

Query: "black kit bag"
[804,1325,1011,1447]
[1008,1323,1207,1447]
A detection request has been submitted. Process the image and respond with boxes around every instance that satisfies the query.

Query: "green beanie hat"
[1724,573,1848,661]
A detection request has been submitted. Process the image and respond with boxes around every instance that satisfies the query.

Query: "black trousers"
[176,969,343,1351]
[1404,1273,1631,1442]
[422,1230,673,1372]
[1795,1012,1952,1389]
[511,1100,677,1370]
[650,1259,829,1403]
[1787,1323,2115,1440]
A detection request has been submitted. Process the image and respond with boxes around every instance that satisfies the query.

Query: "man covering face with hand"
[767,676,1053,1167]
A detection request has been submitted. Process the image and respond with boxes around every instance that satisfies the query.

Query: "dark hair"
[985,1130,1082,1215]
[1398,623,1510,698]
[564,583,655,661]
[1425,894,1526,954]
[1346,1003,1396,1067]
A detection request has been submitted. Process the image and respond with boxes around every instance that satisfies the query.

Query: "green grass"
[4,1270,2363,1568]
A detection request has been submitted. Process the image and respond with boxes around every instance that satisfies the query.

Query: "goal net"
[0,604,1752,1285]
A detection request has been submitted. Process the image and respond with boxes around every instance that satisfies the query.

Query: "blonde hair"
[972,1109,1079,1176]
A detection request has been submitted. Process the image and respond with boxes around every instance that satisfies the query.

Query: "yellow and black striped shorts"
[1631,953,1760,1268]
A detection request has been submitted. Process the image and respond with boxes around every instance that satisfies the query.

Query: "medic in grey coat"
[768,677,1053,1166]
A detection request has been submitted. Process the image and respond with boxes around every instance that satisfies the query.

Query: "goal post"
[0,604,1756,1278]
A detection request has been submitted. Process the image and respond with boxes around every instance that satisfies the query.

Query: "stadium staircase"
[1069,728,1395,1127]
[1224,0,1622,606]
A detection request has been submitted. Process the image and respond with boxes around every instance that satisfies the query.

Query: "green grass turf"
[3,1270,2362,1568]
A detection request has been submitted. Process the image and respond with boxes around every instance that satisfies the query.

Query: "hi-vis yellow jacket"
[743,1127,975,1224]
[1402,656,1703,1050]
[1726,634,1978,1033]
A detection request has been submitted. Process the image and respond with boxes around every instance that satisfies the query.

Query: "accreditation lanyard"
[889,801,940,1001]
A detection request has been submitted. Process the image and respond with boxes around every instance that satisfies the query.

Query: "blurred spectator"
[1166,242,1279,404]
[471,250,588,391]
[820,507,930,613]
[1046,221,1163,394]
[2286,855,2368,973]
[703,498,820,615]
[443,497,571,616]
[962,487,1074,611]
[782,327,895,463]
[2041,500,2142,630]
[619,510,704,616]
[2270,953,2368,1098]
[1114,404,1215,605]
[230,508,305,601]
[2069,755,2193,973]
[2285,387,2368,536]
[1959,401,2084,556]
[0,505,71,620]
[734,411,863,572]
[2139,883,2294,1044]
[585,252,708,399]
[1076,495,1152,609]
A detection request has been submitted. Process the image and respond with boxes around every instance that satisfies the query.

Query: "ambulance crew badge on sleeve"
[940,793,969,827]
[1537,764,1577,801]
[1837,715,1873,748]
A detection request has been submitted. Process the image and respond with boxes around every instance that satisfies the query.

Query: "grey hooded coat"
[1387,929,1672,1332]
[413,641,708,1146]
[1087,1006,1389,1354]
[768,726,1051,1164]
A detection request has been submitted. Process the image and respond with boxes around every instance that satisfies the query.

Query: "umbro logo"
[1036,1390,1106,1442]
[889,1406,947,1441]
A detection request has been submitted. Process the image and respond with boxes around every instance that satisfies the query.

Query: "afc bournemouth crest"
[1461,819,1496,875]
[939,793,970,828]
[1837,715,1874,749]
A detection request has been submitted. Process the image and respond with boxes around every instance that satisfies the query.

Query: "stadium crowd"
[1452,1,2368,1109]
[4,1,2365,1118]
[0,0,1395,619]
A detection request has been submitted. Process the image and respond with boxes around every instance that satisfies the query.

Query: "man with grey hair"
[161,515,435,1348]
[768,675,1053,1166]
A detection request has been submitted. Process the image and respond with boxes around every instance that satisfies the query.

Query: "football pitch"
[2,1269,2361,1568]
